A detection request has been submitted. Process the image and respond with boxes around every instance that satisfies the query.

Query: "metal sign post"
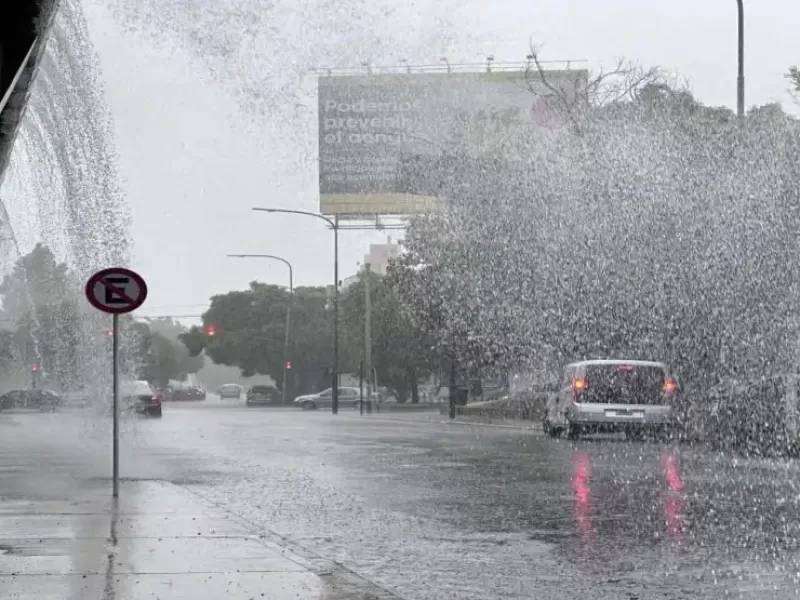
[111,313,119,497]
[84,267,148,499]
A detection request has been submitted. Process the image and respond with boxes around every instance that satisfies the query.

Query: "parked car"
[293,387,361,410]
[155,385,174,400]
[120,381,162,417]
[543,359,678,440]
[217,384,242,399]
[171,386,206,401]
[0,389,61,412]
[246,385,280,406]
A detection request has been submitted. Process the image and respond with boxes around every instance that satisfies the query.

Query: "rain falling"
[1,2,800,600]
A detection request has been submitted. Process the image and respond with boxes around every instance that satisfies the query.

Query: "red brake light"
[662,378,677,395]
[151,395,161,403]
[571,377,586,394]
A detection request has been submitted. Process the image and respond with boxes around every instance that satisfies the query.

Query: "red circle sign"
[85,267,148,314]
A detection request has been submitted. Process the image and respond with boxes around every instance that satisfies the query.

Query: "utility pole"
[252,207,340,414]
[448,355,457,420]
[364,263,373,413]
[333,214,339,414]
[227,254,293,404]
[359,360,364,415]
[736,0,745,119]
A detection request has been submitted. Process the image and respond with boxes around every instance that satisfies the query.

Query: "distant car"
[217,384,242,399]
[246,385,280,406]
[155,385,174,400]
[120,381,162,417]
[543,359,678,441]
[293,387,362,410]
[0,389,61,412]
[171,386,206,401]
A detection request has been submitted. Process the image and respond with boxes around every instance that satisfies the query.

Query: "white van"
[543,359,678,441]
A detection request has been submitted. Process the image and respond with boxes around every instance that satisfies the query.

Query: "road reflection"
[571,448,685,542]
[661,453,684,537]
[572,451,593,539]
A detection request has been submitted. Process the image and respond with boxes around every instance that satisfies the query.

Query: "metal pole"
[359,361,364,415]
[112,313,120,498]
[373,366,380,414]
[250,208,339,415]
[364,263,372,412]
[736,0,745,118]
[332,215,339,414]
[227,254,293,404]
[448,358,457,420]
[282,264,293,405]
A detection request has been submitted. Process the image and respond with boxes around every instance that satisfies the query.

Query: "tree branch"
[524,41,674,125]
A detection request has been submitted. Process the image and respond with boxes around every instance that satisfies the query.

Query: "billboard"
[318,69,588,216]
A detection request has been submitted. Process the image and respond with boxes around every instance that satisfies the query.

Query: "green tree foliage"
[0,244,190,388]
[180,282,333,397]
[789,66,800,91]
[0,244,82,386]
[341,270,436,402]
[0,243,76,320]
[394,83,800,396]
[143,317,204,376]
[0,330,15,374]
[140,331,179,387]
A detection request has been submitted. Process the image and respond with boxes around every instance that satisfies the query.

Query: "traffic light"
[205,324,217,337]
[285,360,292,369]
[31,362,39,372]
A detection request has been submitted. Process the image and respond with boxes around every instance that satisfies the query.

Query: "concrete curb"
[361,413,542,432]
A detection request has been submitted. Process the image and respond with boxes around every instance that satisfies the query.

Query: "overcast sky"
[80,0,798,321]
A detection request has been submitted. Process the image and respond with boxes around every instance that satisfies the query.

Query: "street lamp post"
[252,207,341,414]
[228,254,294,404]
[736,0,745,118]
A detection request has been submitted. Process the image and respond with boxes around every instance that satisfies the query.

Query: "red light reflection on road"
[572,452,593,538]
[661,454,685,537]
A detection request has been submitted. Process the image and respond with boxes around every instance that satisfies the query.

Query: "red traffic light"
[285,361,292,369]
[205,324,217,337]
[31,362,40,372]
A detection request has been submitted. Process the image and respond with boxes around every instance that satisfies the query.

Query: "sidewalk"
[0,476,396,600]
[0,477,322,599]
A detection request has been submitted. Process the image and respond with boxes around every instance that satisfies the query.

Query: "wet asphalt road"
[6,397,800,599]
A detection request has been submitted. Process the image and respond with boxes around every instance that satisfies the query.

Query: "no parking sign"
[84,267,148,499]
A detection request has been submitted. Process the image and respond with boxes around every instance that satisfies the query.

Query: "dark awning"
[0,0,60,186]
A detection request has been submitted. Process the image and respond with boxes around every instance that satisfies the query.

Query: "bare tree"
[524,41,680,126]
